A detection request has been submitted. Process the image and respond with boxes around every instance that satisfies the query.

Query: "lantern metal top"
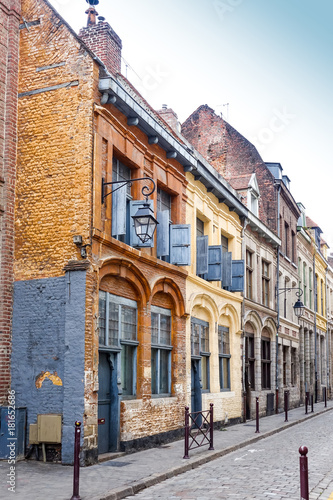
[86,0,99,5]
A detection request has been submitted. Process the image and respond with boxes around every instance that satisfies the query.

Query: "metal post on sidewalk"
[324,387,327,407]
[70,421,81,500]
[209,403,214,450]
[255,397,260,433]
[183,406,190,459]
[311,394,314,413]
[299,446,309,500]
[284,390,289,422]
[305,392,309,414]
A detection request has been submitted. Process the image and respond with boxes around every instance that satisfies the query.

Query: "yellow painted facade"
[185,174,243,422]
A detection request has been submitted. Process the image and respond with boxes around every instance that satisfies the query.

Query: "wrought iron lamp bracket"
[101,177,156,204]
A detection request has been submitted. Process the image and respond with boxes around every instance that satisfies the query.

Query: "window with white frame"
[99,291,138,396]
[191,318,210,391]
[151,306,172,395]
[218,326,231,390]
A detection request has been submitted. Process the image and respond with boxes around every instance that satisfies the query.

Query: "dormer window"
[247,173,260,217]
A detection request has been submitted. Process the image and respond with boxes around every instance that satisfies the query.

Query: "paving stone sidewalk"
[1,401,332,500]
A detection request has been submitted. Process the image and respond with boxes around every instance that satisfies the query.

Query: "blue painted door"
[98,352,119,453]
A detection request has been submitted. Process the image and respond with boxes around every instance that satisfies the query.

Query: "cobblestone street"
[127,410,333,500]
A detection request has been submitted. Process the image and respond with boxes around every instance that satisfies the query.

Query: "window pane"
[191,323,200,356]
[121,344,135,395]
[160,314,171,345]
[151,348,158,394]
[201,356,209,390]
[220,357,229,389]
[201,325,209,352]
[218,327,229,355]
[121,305,137,341]
[151,313,159,344]
[159,349,170,393]
[157,188,171,213]
[99,291,106,345]
[221,235,228,253]
[108,300,119,346]
[196,218,204,237]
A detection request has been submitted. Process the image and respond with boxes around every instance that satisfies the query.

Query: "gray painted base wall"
[11,271,86,464]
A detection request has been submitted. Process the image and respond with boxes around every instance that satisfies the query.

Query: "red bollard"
[299,446,309,500]
[71,421,81,500]
[209,403,214,450]
[255,397,260,433]
[183,406,190,459]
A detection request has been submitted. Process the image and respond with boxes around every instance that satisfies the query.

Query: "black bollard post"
[305,391,309,414]
[324,387,327,408]
[299,446,309,500]
[209,403,214,450]
[183,406,190,459]
[255,397,260,433]
[311,394,314,413]
[284,390,289,422]
[70,421,81,500]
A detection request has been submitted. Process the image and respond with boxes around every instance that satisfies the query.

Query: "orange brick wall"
[15,0,97,281]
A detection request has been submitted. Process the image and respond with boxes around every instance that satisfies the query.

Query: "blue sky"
[49,0,333,250]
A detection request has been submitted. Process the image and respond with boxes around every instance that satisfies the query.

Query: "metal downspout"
[241,218,248,421]
[313,251,318,403]
[275,183,281,413]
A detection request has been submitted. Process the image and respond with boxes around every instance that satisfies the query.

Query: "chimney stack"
[79,1,122,76]
[158,105,180,134]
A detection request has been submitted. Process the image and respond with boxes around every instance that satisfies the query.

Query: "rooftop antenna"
[85,0,99,27]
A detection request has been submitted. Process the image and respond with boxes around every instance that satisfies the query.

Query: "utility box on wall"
[0,407,27,460]
[37,414,62,443]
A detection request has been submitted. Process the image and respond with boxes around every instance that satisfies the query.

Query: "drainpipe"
[313,251,318,403]
[275,182,281,413]
[325,269,329,396]
[241,218,248,421]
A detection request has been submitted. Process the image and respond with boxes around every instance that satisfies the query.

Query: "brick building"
[11,0,194,464]
[0,0,21,405]
[182,105,301,412]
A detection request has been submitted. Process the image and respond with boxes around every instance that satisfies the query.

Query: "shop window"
[151,306,172,395]
[218,326,231,390]
[99,291,138,396]
[261,337,271,389]
[191,318,210,391]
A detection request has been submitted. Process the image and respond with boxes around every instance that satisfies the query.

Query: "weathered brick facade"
[181,105,278,231]
[12,0,188,464]
[0,0,20,404]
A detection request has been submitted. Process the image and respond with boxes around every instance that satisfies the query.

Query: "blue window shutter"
[156,210,170,258]
[231,260,245,292]
[196,236,208,275]
[111,184,127,237]
[207,245,222,281]
[170,224,191,266]
[129,200,154,248]
[222,252,232,289]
